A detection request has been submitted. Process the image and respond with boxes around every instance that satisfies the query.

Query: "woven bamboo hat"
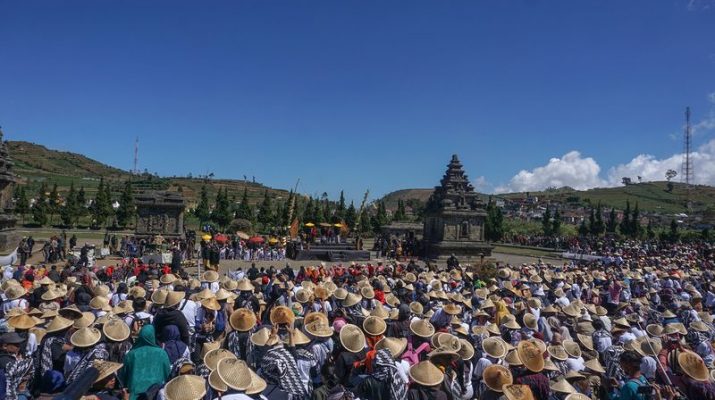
[518,341,544,372]
[201,297,221,311]
[46,315,73,333]
[193,288,214,302]
[41,288,62,301]
[89,296,111,312]
[160,274,178,284]
[370,306,390,319]
[290,328,311,346]
[376,337,407,359]
[112,300,134,315]
[551,378,577,394]
[483,337,508,359]
[333,288,348,300]
[523,313,538,330]
[204,348,237,371]
[92,360,123,383]
[208,370,227,392]
[270,305,295,325]
[164,375,207,400]
[565,394,591,400]
[70,327,102,348]
[339,324,366,353]
[483,365,513,392]
[229,309,256,332]
[443,303,461,315]
[103,317,130,342]
[410,319,435,338]
[363,316,387,336]
[246,368,267,395]
[236,278,254,292]
[151,289,169,305]
[216,358,252,391]
[202,270,219,283]
[296,289,313,304]
[5,285,26,301]
[249,327,271,346]
[360,286,375,300]
[129,286,146,299]
[304,313,334,338]
[505,350,523,366]
[577,333,594,351]
[409,361,444,387]
[548,344,569,361]
[633,337,662,358]
[94,285,111,298]
[409,302,424,316]
[678,350,710,381]
[503,384,535,400]
[458,339,475,361]
[8,314,36,330]
[584,358,606,374]
[165,291,185,308]
[343,292,362,307]
[563,340,582,359]
[74,312,96,329]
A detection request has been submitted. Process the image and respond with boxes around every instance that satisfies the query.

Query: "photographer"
[610,350,677,400]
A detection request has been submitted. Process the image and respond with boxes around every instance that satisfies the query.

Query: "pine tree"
[485,198,505,241]
[606,207,617,234]
[393,200,407,222]
[335,190,346,222]
[578,219,589,236]
[60,183,78,227]
[314,199,324,224]
[669,218,679,242]
[211,188,232,229]
[92,178,112,227]
[358,208,371,234]
[14,186,29,223]
[594,203,605,236]
[235,187,253,222]
[620,200,631,236]
[33,183,49,226]
[552,209,562,236]
[542,206,552,236]
[377,202,389,225]
[345,201,357,230]
[195,185,211,222]
[48,183,60,224]
[116,180,136,228]
[646,219,655,239]
[630,202,641,238]
[76,186,87,224]
[257,189,274,229]
[303,197,315,223]
[588,207,597,235]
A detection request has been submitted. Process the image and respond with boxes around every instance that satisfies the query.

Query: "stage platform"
[291,243,370,262]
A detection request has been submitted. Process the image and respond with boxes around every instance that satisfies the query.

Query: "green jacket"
[120,325,171,400]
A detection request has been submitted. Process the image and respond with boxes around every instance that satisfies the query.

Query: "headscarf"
[640,356,657,380]
[494,300,509,326]
[133,324,160,350]
[162,325,187,364]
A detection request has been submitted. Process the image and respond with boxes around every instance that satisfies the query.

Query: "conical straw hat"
[375,337,407,359]
[164,374,207,400]
[216,358,252,391]
[5,285,26,300]
[290,328,311,346]
[363,316,387,336]
[46,315,73,333]
[563,340,582,359]
[409,361,444,387]
[410,319,435,338]
[103,317,130,342]
[458,339,475,361]
[204,348,237,371]
[505,350,523,366]
[339,324,366,353]
[236,278,254,292]
[482,337,508,359]
[41,288,61,301]
[483,364,513,392]
[94,285,111,298]
[202,270,219,283]
[209,369,227,392]
[151,289,169,305]
[245,368,267,395]
[201,298,221,311]
[74,312,96,329]
[503,384,535,400]
[250,327,271,346]
[165,291,185,308]
[584,358,605,374]
[518,341,544,372]
[304,314,334,338]
[548,345,568,361]
[112,300,134,315]
[565,394,591,400]
[343,292,362,307]
[229,309,257,332]
[8,314,36,330]
[92,360,123,383]
[270,305,295,325]
[551,378,576,394]
[70,327,102,348]
[678,350,710,381]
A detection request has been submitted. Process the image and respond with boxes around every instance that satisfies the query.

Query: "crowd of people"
[0,237,714,400]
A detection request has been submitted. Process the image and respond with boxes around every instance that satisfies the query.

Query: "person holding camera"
[609,350,677,400]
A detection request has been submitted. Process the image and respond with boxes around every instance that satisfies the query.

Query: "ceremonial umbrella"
[213,234,228,244]
[248,236,265,245]
[319,223,332,228]
[236,231,250,240]
[333,223,343,228]
[201,234,212,241]
[304,222,315,227]
[268,237,279,245]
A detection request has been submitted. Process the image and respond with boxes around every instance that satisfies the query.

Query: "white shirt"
[2,298,28,313]
[179,299,199,329]
[201,282,220,294]
[397,359,410,385]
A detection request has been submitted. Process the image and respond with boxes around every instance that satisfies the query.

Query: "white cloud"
[494,151,606,193]
[472,176,490,192]
[693,92,715,135]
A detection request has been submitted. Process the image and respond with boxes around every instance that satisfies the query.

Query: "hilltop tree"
[211,188,233,229]
[620,200,631,236]
[606,207,618,234]
[335,190,346,222]
[303,197,315,223]
[257,189,274,229]
[235,187,254,222]
[14,186,29,223]
[594,203,605,236]
[195,185,211,222]
[542,206,552,236]
[116,180,136,228]
[33,183,49,226]
[393,200,408,222]
[92,178,113,227]
[669,218,679,242]
[48,183,60,224]
[485,197,504,241]
[588,207,597,236]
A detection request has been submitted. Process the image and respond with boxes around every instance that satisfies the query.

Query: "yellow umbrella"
[201,234,212,241]
[333,223,343,228]
[268,237,279,245]
[305,222,315,227]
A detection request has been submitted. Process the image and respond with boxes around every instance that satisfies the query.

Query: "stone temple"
[423,154,493,261]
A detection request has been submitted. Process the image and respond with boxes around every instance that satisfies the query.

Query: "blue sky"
[2,0,715,203]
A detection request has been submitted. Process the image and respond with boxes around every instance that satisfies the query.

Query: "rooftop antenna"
[133,137,139,175]
[681,107,694,210]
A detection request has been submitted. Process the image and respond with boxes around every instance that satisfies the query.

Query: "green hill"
[380,182,715,216]
[8,141,292,209]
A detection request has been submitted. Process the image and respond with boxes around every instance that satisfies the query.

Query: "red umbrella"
[248,236,265,245]
[213,234,228,244]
